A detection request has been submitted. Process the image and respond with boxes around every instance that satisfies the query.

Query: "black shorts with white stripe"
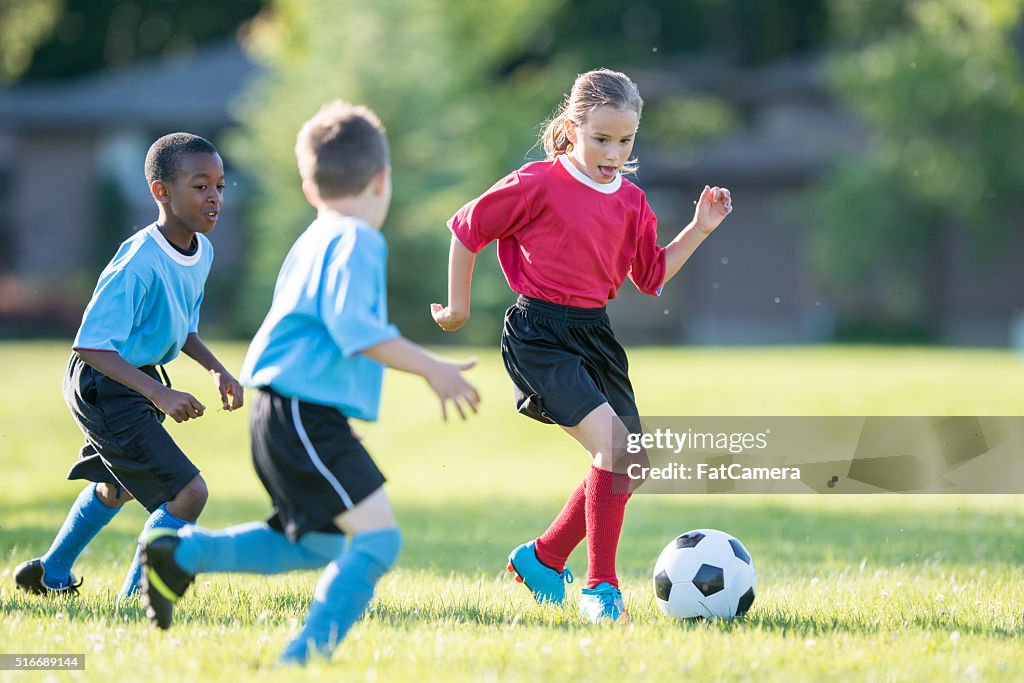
[249,386,386,541]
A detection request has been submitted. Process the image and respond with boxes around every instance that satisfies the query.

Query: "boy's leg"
[15,482,128,594]
[117,474,208,604]
[174,522,341,574]
[141,522,342,630]
[62,358,209,604]
[279,488,401,666]
[561,402,633,621]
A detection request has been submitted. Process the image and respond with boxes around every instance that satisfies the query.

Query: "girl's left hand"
[693,185,733,235]
[431,303,469,332]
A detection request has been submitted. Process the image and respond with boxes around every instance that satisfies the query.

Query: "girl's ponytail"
[541,110,571,158]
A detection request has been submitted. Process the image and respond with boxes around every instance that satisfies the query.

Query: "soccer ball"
[652,528,757,619]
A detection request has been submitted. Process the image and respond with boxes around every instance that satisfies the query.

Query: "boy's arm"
[662,185,733,286]
[361,336,480,421]
[431,236,476,331]
[181,333,244,411]
[75,349,206,423]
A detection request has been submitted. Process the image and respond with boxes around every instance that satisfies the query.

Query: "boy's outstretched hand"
[430,303,468,332]
[693,185,733,235]
[425,358,480,421]
[212,369,244,411]
[362,337,481,421]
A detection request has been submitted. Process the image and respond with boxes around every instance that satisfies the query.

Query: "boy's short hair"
[145,133,218,183]
[295,100,389,199]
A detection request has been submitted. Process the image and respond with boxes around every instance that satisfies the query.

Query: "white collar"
[146,224,203,266]
[557,154,622,194]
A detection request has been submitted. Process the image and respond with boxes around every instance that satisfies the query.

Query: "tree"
[811,0,1024,333]
[232,0,833,340]
[231,0,578,342]
[2,0,262,83]
[0,0,64,83]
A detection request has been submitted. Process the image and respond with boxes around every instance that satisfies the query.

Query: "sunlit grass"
[1,341,1023,681]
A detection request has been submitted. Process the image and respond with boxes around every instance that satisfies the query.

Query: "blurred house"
[0,40,255,335]
[613,56,1024,347]
[1,43,1021,345]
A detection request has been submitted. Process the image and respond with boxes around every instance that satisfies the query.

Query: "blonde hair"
[295,100,389,198]
[539,69,644,173]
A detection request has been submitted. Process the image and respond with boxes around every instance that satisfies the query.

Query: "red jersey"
[448,155,666,308]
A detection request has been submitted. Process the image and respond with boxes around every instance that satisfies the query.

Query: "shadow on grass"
[3,495,1022,639]
[366,601,1023,638]
[389,498,1024,577]
[5,495,1023,577]
[735,609,1023,640]
[3,590,1020,641]
[1,497,273,560]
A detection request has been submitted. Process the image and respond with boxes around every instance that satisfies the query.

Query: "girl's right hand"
[431,303,469,332]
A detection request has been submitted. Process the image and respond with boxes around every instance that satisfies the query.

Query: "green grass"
[1,341,1023,682]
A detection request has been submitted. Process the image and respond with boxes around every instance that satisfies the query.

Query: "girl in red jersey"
[431,68,733,622]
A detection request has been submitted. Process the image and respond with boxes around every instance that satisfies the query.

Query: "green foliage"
[723,0,830,64]
[91,174,129,273]
[812,0,1024,326]
[0,0,64,83]
[641,93,740,148]
[11,0,262,81]
[826,0,915,45]
[540,0,829,67]
[807,160,942,325]
[230,0,580,341]
[232,0,803,342]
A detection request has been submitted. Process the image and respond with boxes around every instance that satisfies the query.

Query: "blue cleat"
[506,541,573,605]
[579,582,626,623]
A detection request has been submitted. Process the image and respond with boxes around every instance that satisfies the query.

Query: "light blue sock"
[280,528,402,666]
[40,483,121,587]
[174,522,342,574]
[117,504,189,603]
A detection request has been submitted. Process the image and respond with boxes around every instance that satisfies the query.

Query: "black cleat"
[140,530,194,630]
[14,559,82,596]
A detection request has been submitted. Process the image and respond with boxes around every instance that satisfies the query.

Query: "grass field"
[1,341,1023,682]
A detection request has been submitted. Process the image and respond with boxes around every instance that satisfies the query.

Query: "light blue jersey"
[240,216,400,421]
[73,224,213,367]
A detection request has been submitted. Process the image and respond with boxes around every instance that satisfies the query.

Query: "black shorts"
[250,387,386,542]
[63,353,200,513]
[500,295,640,428]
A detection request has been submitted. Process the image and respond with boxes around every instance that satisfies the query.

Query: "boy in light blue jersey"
[241,213,398,420]
[14,133,244,604]
[140,100,480,666]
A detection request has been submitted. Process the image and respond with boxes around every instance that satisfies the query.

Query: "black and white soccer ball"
[652,528,756,619]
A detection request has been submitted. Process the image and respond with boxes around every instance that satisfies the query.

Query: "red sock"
[585,466,631,589]
[534,477,587,572]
